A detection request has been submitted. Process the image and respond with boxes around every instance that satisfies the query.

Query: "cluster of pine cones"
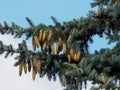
[19,57,41,80]
[32,29,81,62]
[18,29,82,85]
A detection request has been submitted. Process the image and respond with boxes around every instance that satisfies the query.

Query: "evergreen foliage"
[0,0,120,89]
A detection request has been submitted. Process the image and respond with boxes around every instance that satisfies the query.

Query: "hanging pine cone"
[63,43,67,54]
[70,48,74,59]
[67,54,71,63]
[23,62,27,74]
[42,30,46,42]
[101,75,106,84]
[37,60,41,73]
[74,53,77,62]
[42,41,47,51]
[58,37,63,47]
[38,29,43,42]
[33,35,39,48]
[32,68,36,81]
[61,74,66,87]
[19,62,23,76]
[67,35,72,44]
[47,29,52,42]
[76,50,81,62]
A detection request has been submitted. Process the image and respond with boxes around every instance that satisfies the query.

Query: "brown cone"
[67,54,71,63]
[101,75,106,84]
[19,62,23,76]
[48,29,52,42]
[42,30,46,42]
[63,43,67,54]
[70,48,74,59]
[32,68,36,81]
[37,60,41,73]
[38,29,43,42]
[23,62,27,74]
[61,74,66,87]
[67,35,72,44]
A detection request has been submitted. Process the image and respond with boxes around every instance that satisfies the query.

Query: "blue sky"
[0,0,93,26]
[0,0,116,90]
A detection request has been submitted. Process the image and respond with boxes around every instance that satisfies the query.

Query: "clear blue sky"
[0,0,93,26]
[0,0,116,90]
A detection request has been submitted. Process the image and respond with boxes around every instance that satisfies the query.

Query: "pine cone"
[101,75,106,84]
[42,41,47,51]
[42,30,46,42]
[32,68,36,81]
[33,35,39,48]
[67,35,72,44]
[63,43,67,54]
[67,54,71,63]
[70,48,74,59]
[61,74,66,87]
[48,29,52,42]
[76,50,81,62]
[58,37,63,47]
[74,53,77,62]
[38,29,43,42]
[37,60,41,73]
[23,62,27,74]
[19,62,23,76]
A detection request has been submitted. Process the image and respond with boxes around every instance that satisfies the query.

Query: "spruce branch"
[25,17,34,27]
[0,0,120,89]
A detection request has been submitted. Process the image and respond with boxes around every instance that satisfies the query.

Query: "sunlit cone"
[32,38,36,51]
[67,35,72,44]
[32,57,37,69]
[67,54,71,63]
[101,75,106,84]
[76,50,81,62]
[32,68,36,81]
[37,60,41,73]
[56,41,59,54]
[61,74,66,87]
[51,44,55,54]
[23,62,27,74]
[42,30,46,42]
[28,61,31,72]
[48,29,52,42]
[42,41,47,51]
[58,37,63,47]
[70,48,74,59]
[38,29,43,42]
[33,35,39,47]
[74,53,77,62]
[19,62,23,76]
[63,43,67,54]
